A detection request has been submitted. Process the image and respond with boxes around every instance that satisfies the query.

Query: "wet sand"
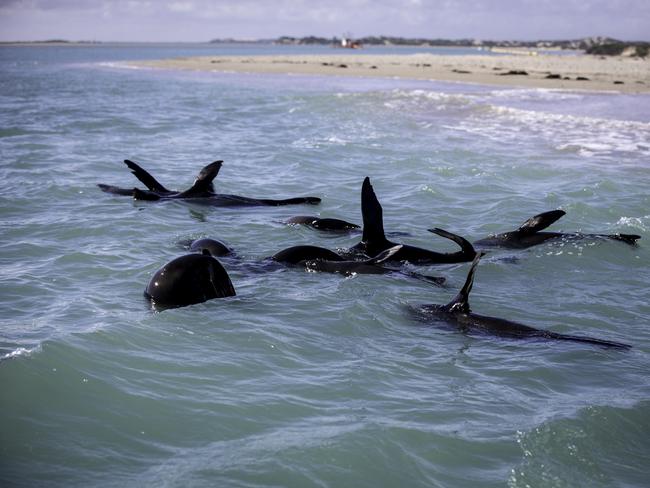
[130,53,650,93]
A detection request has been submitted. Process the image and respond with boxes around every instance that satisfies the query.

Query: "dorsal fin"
[124,160,169,193]
[366,245,403,264]
[360,177,388,245]
[444,252,485,313]
[517,210,565,235]
[427,228,476,258]
[178,161,223,197]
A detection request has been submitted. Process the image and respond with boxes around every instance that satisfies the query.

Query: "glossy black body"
[286,215,360,231]
[189,238,233,257]
[144,253,236,309]
[349,177,476,264]
[99,160,321,207]
[417,254,631,350]
[271,245,345,265]
[474,210,640,249]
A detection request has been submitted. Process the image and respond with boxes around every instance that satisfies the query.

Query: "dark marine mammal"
[271,245,345,265]
[416,253,631,349]
[177,237,234,258]
[99,159,321,207]
[188,238,233,257]
[268,244,444,284]
[286,216,360,232]
[305,245,446,285]
[349,177,476,264]
[98,159,212,197]
[284,215,411,238]
[144,251,236,309]
[474,210,640,249]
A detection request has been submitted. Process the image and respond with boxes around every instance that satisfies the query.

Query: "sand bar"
[131,53,650,93]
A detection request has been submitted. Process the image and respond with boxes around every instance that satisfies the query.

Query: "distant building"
[339,34,362,49]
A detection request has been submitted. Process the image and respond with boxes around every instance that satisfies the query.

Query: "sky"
[0,0,648,43]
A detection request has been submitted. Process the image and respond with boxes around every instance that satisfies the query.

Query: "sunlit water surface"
[1,44,649,487]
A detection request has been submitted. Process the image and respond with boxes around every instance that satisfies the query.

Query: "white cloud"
[167,1,194,13]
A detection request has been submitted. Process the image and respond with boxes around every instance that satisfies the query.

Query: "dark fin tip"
[518,209,566,234]
[428,227,477,258]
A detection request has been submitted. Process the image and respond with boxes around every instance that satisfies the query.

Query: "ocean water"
[1,44,649,487]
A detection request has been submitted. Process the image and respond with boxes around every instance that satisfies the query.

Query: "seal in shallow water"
[285,215,360,232]
[415,253,631,350]
[473,210,640,249]
[144,252,236,309]
[305,245,446,285]
[99,159,321,207]
[349,177,476,264]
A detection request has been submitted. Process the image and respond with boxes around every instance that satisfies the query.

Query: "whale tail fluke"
[427,227,477,260]
[517,210,566,235]
[124,160,170,193]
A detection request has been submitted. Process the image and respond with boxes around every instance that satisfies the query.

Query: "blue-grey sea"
[1,43,649,487]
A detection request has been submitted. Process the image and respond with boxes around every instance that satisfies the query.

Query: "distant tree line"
[210,36,649,57]
[585,42,649,57]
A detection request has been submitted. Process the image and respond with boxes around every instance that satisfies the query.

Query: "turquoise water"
[1,44,649,487]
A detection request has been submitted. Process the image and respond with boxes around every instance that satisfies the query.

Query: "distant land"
[2,36,648,57]
[0,39,101,45]
[211,36,650,57]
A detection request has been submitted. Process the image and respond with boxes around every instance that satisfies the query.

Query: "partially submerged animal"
[99,159,321,207]
[349,177,477,264]
[305,245,446,285]
[474,210,640,249]
[144,252,236,310]
[270,245,345,265]
[416,253,631,350]
[285,215,360,232]
[99,159,216,198]
[284,215,411,238]
[187,238,233,257]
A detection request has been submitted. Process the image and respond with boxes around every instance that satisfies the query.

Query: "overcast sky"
[0,0,648,42]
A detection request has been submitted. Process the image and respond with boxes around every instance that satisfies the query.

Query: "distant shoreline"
[3,35,648,56]
[129,53,650,94]
[0,40,101,46]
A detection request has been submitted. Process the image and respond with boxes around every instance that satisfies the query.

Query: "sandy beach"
[131,52,650,93]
